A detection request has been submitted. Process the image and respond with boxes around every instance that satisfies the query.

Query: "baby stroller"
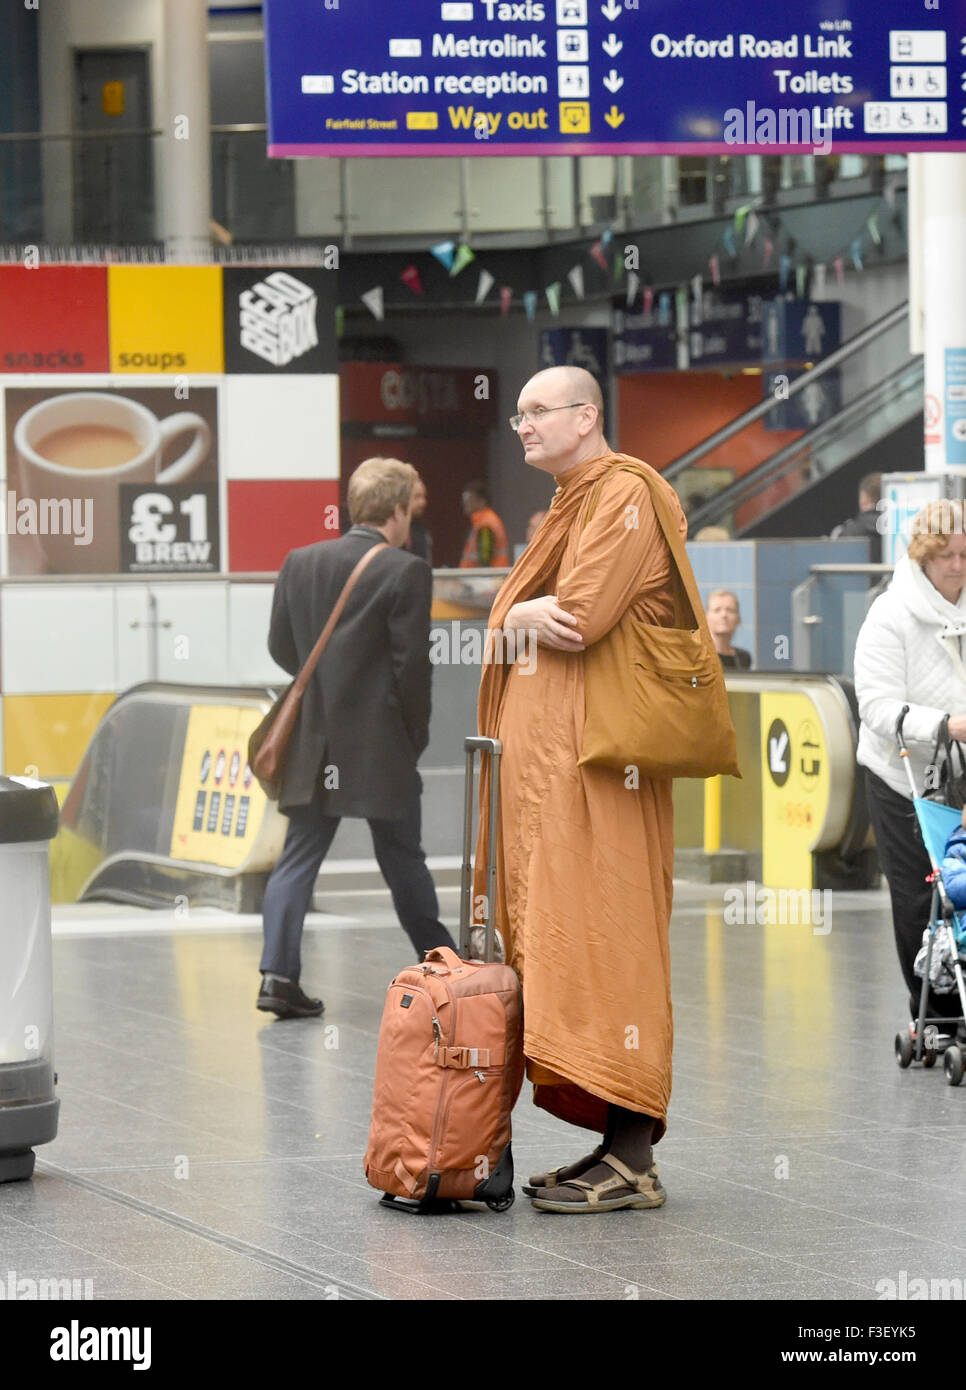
[893,708,966,1085]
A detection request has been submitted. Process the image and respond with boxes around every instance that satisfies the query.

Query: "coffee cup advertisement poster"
[5,385,220,576]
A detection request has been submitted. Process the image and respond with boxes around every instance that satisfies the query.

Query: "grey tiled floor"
[3,881,966,1301]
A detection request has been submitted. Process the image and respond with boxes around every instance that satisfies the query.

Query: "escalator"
[666,302,921,540]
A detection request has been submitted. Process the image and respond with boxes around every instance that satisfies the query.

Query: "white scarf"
[892,554,966,681]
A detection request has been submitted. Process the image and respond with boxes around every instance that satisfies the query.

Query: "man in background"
[459,480,510,568]
[406,476,433,566]
[831,472,882,541]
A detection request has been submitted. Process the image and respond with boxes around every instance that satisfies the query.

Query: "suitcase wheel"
[474,1142,515,1211]
[485,1188,515,1213]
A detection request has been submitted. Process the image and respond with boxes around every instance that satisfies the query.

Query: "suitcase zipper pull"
[475,1070,486,1083]
[432,1016,442,1059]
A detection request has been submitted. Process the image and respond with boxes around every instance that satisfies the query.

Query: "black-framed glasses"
[508,403,590,432]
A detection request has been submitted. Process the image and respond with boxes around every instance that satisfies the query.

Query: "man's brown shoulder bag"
[249,543,389,801]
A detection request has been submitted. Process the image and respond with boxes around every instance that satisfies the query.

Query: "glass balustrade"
[0,130,905,250]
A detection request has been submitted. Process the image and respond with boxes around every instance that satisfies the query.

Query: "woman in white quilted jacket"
[855,498,966,1031]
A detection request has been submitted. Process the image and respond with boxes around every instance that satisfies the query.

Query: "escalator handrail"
[685,355,923,532]
[662,300,910,483]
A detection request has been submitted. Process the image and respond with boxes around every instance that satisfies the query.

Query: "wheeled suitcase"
[363,737,524,1214]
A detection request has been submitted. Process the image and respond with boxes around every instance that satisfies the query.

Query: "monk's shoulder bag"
[576,462,740,780]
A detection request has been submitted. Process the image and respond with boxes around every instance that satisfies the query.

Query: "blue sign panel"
[763,369,843,431]
[612,311,677,374]
[761,299,841,365]
[539,327,609,386]
[945,347,966,466]
[689,289,764,367]
[265,0,966,156]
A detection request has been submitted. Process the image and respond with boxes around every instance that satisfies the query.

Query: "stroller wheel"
[943,1045,964,1087]
[895,1031,914,1069]
[923,1048,938,1068]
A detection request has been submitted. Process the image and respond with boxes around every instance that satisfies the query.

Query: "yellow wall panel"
[108,266,224,373]
[4,693,115,781]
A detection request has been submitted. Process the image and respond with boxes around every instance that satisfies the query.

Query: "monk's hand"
[506,596,584,651]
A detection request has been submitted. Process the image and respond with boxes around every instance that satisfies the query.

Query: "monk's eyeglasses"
[509,403,590,432]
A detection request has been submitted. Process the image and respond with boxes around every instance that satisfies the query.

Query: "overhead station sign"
[264,0,966,156]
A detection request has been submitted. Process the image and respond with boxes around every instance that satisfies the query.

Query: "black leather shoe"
[257,976,324,1019]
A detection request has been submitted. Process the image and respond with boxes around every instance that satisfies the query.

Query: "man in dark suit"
[258,456,457,1019]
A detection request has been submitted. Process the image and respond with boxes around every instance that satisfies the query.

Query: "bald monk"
[474,365,686,1213]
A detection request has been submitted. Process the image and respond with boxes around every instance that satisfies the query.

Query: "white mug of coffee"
[12,392,211,573]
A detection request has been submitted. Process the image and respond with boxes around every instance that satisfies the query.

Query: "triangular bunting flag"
[601,228,613,248]
[884,176,899,209]
[708,254,720,286]
[568,264,585,299]
[589,239,608,271]
[851,237,864,270]
[795,263,808,298]
[763,237,774,268]
[734,203,752,237]
[657,292,671,325]
[400,264,424,295]
[450,243,475,277]
[722,226,737,259]
[430,240,456,272]
[626,270,640,307]
[612,257,624,284]
[866,213,882,246]
[690,273,703,300]
[523,290,538,321]
[745,209,760,246]
[334,305,345,337]
[475,269,495,304]
[500,286,513,316]
[361,287,384,321]
[642,284,654,315]
[545,282,561,316]
[834,255,845,284]
[813,263,827,297]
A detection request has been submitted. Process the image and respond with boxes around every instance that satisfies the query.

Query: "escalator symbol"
[797,719,821,790]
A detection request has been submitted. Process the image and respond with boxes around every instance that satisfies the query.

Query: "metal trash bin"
[0,776,60,1182]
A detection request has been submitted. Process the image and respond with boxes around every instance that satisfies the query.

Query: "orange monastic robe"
[475,452,686,1141]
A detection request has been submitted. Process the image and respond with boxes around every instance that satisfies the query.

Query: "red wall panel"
[228,478,340,572]
[0,267,110,372]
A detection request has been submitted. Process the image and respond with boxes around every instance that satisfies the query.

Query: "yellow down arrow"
[604,105,625,129]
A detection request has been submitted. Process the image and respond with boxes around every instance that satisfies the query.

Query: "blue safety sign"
[539,327,609,385]
[264,0,966,156]
[761,300,841,365]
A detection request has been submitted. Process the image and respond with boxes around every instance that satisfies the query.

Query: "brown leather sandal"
[530,1153,666,1213]
[521,1146,605,1197]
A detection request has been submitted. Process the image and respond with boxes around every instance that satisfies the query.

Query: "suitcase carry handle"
[424,946,465,973]
[460,736,503,960]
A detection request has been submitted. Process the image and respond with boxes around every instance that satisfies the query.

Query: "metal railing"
[687,354,923,534]
[0,124,903,250]
[675,302,916,534]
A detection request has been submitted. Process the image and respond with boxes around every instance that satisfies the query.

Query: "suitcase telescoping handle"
[460,736,503,961]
